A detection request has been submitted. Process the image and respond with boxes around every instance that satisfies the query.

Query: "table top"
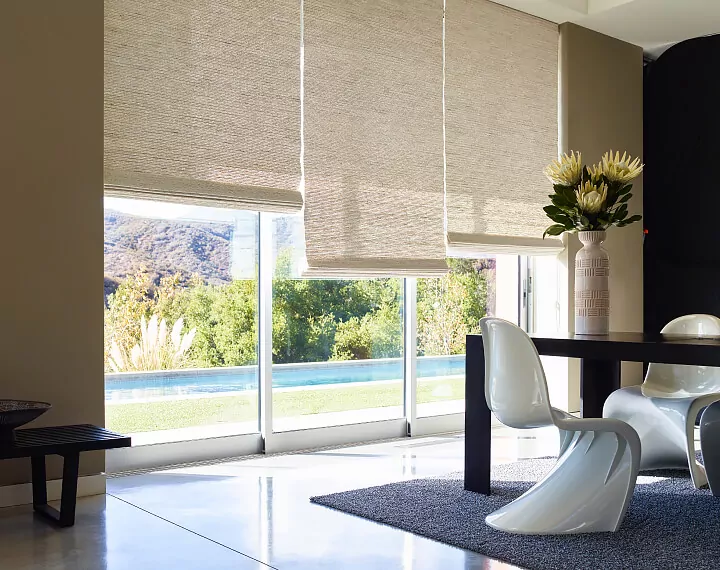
[528,331,720,344]
[0,424,131,459]
[468,331,720,366]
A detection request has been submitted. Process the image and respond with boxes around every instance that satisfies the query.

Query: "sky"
[104,197,242,224]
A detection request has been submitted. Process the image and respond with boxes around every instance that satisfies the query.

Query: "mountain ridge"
[104,209,233,288]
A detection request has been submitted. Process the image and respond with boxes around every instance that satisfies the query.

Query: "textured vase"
[575,231,610,335]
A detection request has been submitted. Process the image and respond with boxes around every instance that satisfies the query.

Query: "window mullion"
[258,212,274,450]
[519,255,530,332]
[404,277,418,436]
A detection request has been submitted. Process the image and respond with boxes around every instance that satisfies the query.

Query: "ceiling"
[491,0,720,57]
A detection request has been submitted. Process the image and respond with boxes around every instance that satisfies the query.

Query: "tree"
[332,305,402,361]
[416,259,490,356]
[273,273,402,363]
[104,257,493,372]
[104,269,154,370]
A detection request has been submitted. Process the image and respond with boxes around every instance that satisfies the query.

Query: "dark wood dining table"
[464,331,720,495]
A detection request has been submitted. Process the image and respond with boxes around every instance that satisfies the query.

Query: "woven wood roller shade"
[104,0,303,213]
[302,0,448,277]
[445,0,562,256]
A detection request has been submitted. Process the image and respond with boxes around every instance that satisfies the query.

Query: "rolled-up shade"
[104,0,303,213]
[445,0,561,255]
[302,0,448,277]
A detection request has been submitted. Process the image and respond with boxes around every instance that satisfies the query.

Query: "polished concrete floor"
[0,426,561,570]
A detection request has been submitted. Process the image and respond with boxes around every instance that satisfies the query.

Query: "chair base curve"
[485,429,638,535]
[700,401,720,496]
[604,386,720,489]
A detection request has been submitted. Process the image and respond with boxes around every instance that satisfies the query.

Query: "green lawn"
[106,377,464,434]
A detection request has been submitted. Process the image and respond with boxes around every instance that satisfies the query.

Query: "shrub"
[104,261,488,371]
[108,315,196,372]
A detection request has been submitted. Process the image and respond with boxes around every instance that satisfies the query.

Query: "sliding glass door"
[270,213,404,432]
[415,258,494,417]
[104,199,549,468]
[104,198,259,445]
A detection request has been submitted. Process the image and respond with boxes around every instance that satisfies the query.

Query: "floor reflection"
[0,426,564,569]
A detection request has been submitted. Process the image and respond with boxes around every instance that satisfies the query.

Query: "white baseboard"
[0,474,106,508]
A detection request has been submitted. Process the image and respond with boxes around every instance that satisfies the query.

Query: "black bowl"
[0,400,51,443]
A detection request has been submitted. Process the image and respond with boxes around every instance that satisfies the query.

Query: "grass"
[106,377,464,434]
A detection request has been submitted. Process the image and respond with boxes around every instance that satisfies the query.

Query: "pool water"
[105,355,465,401]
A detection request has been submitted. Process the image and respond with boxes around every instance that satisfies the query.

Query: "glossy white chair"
[603,314,720,489]
[700,402,720,495]
[480,317,640,535]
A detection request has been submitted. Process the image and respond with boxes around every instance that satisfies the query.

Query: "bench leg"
[31,456,47,507]
[59,452,80,526]
[31,453,80,528]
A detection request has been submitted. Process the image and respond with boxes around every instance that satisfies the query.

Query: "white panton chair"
[480,317,640,535]
[604,314,720,489]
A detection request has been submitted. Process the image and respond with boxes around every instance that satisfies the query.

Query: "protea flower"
[576,181,607,214]
[543,151,583,186]
[588,163,605,185]
[599,150,643,183]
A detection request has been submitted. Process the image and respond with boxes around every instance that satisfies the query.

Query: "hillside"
[104,210,233,287]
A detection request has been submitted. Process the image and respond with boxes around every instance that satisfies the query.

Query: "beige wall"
[559,23,645,396]
[0,2,104,485]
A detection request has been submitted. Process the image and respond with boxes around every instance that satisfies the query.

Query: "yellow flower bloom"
[543,151,582,186]
[576,180,607,215]
[588,163,605,184]
[600,150,643,184]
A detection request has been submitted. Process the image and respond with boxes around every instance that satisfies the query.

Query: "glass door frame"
[107,210,531,470]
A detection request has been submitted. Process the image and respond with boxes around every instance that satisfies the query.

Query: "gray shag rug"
[310,457,720,570]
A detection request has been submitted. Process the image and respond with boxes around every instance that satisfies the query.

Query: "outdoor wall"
[0,2,104,486]
[559,23,645,405]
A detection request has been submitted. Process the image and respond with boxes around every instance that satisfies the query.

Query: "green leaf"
[553,184,575,193]
[616,184,633,196]
[550,194,571,208]
[548,213,573,225]
[547,210,571,219]
[617,193,633,204]
[543,205,564,215]
[543,224,567,238]
[612,204,628,221]
[624,214,642,224]
[561,187,578,205]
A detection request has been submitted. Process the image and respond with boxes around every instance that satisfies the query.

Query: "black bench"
[0,424,131,527]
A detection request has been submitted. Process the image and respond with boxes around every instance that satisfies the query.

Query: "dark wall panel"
[644,35,720,333]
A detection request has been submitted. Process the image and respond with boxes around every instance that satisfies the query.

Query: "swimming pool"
[105,355,465,401]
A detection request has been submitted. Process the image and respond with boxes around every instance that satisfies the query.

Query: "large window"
[103,199,550,460]
[271,214,404,431]
[104,198,259,444]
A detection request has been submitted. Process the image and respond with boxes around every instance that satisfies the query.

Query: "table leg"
[580,358,621,417]
[464,334,491,494]
[32,452,80,528]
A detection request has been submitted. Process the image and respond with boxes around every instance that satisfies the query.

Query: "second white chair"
[480,317,640,535]
[603,313,720,489]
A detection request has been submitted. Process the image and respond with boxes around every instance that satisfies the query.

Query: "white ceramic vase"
[575,230,610,335]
